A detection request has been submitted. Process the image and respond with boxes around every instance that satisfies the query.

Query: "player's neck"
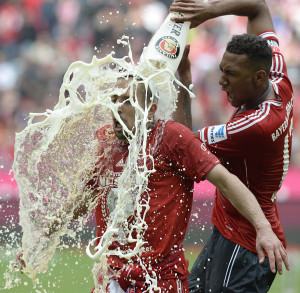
[244,81,272,110]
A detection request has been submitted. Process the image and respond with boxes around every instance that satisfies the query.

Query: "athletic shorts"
[188,226,276,293]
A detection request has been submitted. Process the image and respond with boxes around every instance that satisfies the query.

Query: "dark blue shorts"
[188,226,276,293]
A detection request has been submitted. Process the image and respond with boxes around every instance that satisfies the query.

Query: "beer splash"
[8,34,193,292]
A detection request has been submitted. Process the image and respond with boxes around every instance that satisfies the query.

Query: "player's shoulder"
[164,120,194,134]
[159,120,197,146]
[229,99,288,137]
[227,104,272,135]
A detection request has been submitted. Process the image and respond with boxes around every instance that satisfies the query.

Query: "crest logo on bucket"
[155,36,180,59]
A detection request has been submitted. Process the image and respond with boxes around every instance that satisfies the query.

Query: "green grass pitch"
[0,245,299,293]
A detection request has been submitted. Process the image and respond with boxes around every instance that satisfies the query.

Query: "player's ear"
[148,103,157,120]
[253,70,267,86]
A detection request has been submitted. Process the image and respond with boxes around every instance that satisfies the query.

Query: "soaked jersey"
[93,120,219,274]
[199,31,293,253]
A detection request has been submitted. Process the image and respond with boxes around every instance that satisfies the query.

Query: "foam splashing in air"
[8,35,193,291]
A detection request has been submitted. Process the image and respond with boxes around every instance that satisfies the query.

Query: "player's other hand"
[255,225,290,275]
[14,250,26,273]
[170,0,212,28]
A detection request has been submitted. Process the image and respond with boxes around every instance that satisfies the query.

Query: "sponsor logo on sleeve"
[208,124,227,144]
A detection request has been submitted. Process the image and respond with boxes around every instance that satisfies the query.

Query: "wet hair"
[226,34,273,74]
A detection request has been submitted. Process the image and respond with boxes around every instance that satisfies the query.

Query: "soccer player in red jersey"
[171,0,293,292]
[86,71,288,292]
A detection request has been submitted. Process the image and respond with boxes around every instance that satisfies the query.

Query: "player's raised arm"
[205,164,290,275]
[173,45,193,130]
[170,0,275,34]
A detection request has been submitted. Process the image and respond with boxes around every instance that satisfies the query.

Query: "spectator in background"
[0,0,24,58]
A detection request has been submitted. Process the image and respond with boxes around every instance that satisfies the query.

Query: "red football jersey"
[199,31,293,253]
[93,120,219,274]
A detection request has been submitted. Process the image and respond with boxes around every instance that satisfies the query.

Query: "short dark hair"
[226,34,272,74]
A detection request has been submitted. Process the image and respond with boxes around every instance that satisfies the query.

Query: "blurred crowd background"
[0,0,300,173]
